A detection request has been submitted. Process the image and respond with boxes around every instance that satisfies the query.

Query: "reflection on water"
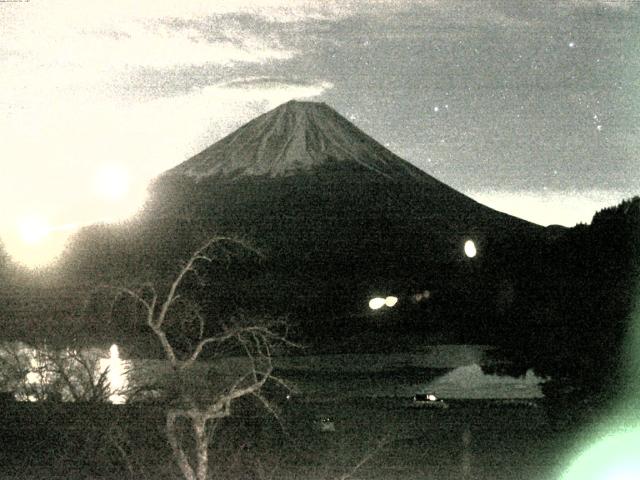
[0,342,130,403]
[98,344,128,404]
[2,344,546,403]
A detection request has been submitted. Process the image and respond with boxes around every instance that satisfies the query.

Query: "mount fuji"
[63,100,546,346]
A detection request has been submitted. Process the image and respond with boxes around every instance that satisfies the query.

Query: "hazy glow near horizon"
[18,215,50,245]
[466,190,632,227]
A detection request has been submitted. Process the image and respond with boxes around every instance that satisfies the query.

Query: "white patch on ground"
[422,363,547,399]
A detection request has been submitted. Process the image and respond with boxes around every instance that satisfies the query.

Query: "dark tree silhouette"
[490,196,640,410]
[105,237,292,480]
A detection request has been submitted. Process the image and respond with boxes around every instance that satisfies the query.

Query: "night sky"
[1,0,638,266]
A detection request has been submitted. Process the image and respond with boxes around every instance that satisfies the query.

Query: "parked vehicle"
[412,393,448,409]
[314,416,336,432]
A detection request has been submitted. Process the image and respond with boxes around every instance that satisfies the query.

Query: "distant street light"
[385,296,398,307]
[369,296,399,310]
[369,297,386,310]
[464,239,477,258]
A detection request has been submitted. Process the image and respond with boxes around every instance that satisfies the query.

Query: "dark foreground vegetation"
[485,197,640,410]
[0,391,578,480]
[0,197,637,478]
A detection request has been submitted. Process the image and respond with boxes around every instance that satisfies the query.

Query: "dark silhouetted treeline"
[485,196,640,404]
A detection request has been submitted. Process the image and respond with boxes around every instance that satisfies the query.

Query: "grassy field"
[0,398,572,479]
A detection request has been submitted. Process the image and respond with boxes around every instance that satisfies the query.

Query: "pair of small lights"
[414,290,431,302]
[369,296,399,310]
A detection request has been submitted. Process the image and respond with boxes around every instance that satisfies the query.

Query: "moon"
[7,214,73,268]
[94,164,130,201]
[18,215,50,245]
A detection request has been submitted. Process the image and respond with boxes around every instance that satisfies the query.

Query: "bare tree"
[109,237,291,480]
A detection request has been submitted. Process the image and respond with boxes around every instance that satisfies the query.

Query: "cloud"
[218,75,331,89]
[80,25,295,69]
[569,0,639,9]
[3,8,295,71]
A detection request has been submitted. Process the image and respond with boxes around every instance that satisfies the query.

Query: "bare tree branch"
[336,435,390,480]
[167,411,197,480]
[100,235,284,480]
[155,236,242,330]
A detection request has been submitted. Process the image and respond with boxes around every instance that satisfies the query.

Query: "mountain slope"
[149,100,539,269]
[165,100,430,181]
[60,100,546,347]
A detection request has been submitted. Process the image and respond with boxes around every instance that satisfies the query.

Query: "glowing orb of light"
[385,296,399,307]
[369,297,386,310]
[7,219,75,268]
[464,239,477,258]
[18,215,50,245]
[561,427,640,480]
[93,164,130,201]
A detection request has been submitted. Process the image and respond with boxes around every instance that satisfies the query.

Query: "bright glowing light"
[93,164,130,201]
[25,371,41,384]
[100,343,128,404]
[464,239,477,258]
[5,218,76,268]
[110,344,120,360]
[561,427,640,480]
[18,215,50,245]
[385,296,399,307]
[369,297,386,310]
